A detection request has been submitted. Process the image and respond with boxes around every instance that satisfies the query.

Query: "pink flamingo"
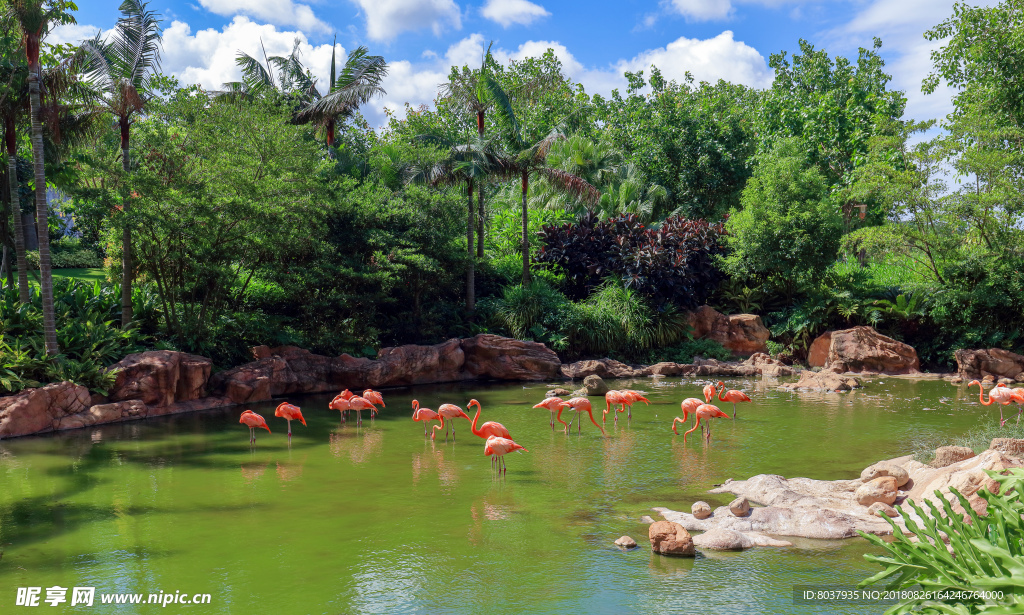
[557,397,606,436]
[411,400,442,437]
[274,402,306,438]
[683,403,730,443]
[239,410,271,443]
[329,394,352,423]
[347,396,378,425]
[971,381,1019,426]
[604,390,629,423]
[703,383,718,402]
[362,389,386,407]
[533,396,569,430]
[1010,387,1024,424]
[620,389,650,420]
[672,398,705,435]
[717,381,752,418]
[337,388,354,400]
[468,399,511,439]
[437,403,471,440]
[484,435,528,474]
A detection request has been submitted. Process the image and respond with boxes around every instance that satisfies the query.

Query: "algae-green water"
[0,377,994,614]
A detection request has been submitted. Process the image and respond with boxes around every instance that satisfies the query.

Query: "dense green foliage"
[1,0,1023,384]
[859,468,1024,614]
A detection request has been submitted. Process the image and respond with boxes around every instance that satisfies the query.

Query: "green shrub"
[647,338,733,364]
[858,468,1024,614]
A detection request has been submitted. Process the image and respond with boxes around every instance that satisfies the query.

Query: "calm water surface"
[0,376,994,614]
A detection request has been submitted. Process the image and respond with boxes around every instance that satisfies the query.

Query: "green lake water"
[0,377,998,614]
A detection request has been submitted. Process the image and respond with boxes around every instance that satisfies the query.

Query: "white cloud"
[611,31,773,90]
[481,0,551,27]
[47,23,105,46]
[668,0,732,21]
[161,17,340,92]
[197,0,329,33]
[351,0,461,41]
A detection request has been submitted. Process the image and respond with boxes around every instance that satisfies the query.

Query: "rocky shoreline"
[641,439,1024,555]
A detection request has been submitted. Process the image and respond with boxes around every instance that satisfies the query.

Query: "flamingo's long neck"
[432,417,444,438]
[973,382,993,405]
[717,383,727,401]
[470,403,483,437]
[672,417,686,434]
[555,407,569,428]
[585,408,606,436]
[412,400,420,418]
[683,419,701,443]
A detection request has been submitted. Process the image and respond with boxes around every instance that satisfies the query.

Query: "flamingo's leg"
[287,419,292,438]
[733,402,738,419]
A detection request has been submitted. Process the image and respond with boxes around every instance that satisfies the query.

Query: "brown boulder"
[826,327,919,374]
[547,388,572,397]
[210,357,278,404]
[59,400,149,430]
[743,353,795,377]
[779,370,861,392]
[462,334,560,381]
[0,382,91,438]
[648,520,695,557]
[583,374,609,395]
[687,305,769,356]
[691,501,712,519]
[931,446,976,468]
[729,496,751,516]
[861,462,910,487]
[560,358,637,379]
[108,350,212,407]
[855,476,898,506]
[989,438,1024,457]
[808,332,832,367]
[614,536,637,549]
[867,502,898,518]
[955,348,1024,380]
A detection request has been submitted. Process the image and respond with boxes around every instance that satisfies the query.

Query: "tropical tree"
[0,16,30,302]
[485,74,600,286]
[79,0,162,329]
[6,0,77,355]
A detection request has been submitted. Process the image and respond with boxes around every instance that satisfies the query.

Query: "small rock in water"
[868,502,898,518]
[691,501,712,520]
[998,377,1015,386]
[547,388,572,397]
[640,515,655,524]
[648,521,695,557]
[583,374,608,396]
[949,376,964,384]
[728,496,751,517]
[931,446,976,468]
[614,535,637,549]
[693,527,752,551]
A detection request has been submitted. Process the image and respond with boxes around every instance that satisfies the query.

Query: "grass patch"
[910,419,1024,464]
[51,268,106,283]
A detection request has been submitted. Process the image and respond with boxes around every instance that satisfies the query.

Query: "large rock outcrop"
[779,369,862,392]
[654,447,1023,542]
[807,332,832,368]
[560,353,791,381]
[955,348,1024,381]
[0,382,91,437]
[688,305,770,356]
[461,334,561,381]
[825,326,920,374]
[108,350,212,407]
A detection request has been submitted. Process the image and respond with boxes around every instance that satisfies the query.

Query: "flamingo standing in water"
[703,383,718,402]
[329,395,352,423]
[347,396,378,426]
[468,399,511,439]
[604,390,629,423]
[436,403,471,440]
[239,410,271,443]
[557,397,606,436]
[621,389,650,420]
[717,381,752,418]
[672,398,706,435]
[362,389,386,408]
[970,381,1019,426]
[411,400,442,437]
[274,402,306,438]
[484,435,528,474]
[683,403,730,443]
[1008,387,1024,424]
[533,397,569,430]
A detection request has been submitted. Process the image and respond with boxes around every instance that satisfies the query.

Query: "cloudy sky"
[54,0,970,129]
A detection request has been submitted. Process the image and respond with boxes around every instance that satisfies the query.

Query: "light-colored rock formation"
[583,374,608,396]
[860,461,909,487]
[931,446,976,468]
[648,520,695,556]
[779,369,862,393]
[547,388,572,397]
[867,502,898,517]
[826,326,920,374]
[728,496,751,516]
[691,501,712,519]
[854,476,898,506]
[692,528,792,550]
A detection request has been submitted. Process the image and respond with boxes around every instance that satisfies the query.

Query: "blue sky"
[54,0,970,128]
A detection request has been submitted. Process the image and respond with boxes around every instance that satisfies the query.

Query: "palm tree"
[294,42,386,157]
[80,0,162,329]
[0,24,31,302]
[7,0,76,355]
[485,75,600,286]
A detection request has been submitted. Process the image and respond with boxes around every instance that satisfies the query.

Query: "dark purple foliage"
[536,212,727,308]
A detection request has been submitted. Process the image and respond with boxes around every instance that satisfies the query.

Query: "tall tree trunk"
[466,178,475,312]
[5,118,29,302]
[521,171,531,286]
[28,72,58,355]
[1,245,9,289]
[120,117,133,329]
[326,118,336,160]
[476,110,485,257]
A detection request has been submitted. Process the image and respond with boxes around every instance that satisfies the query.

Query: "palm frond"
[483,72,520,145]
[235,50,276,97]
[538,168,600,206]
[295,46,386,122]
